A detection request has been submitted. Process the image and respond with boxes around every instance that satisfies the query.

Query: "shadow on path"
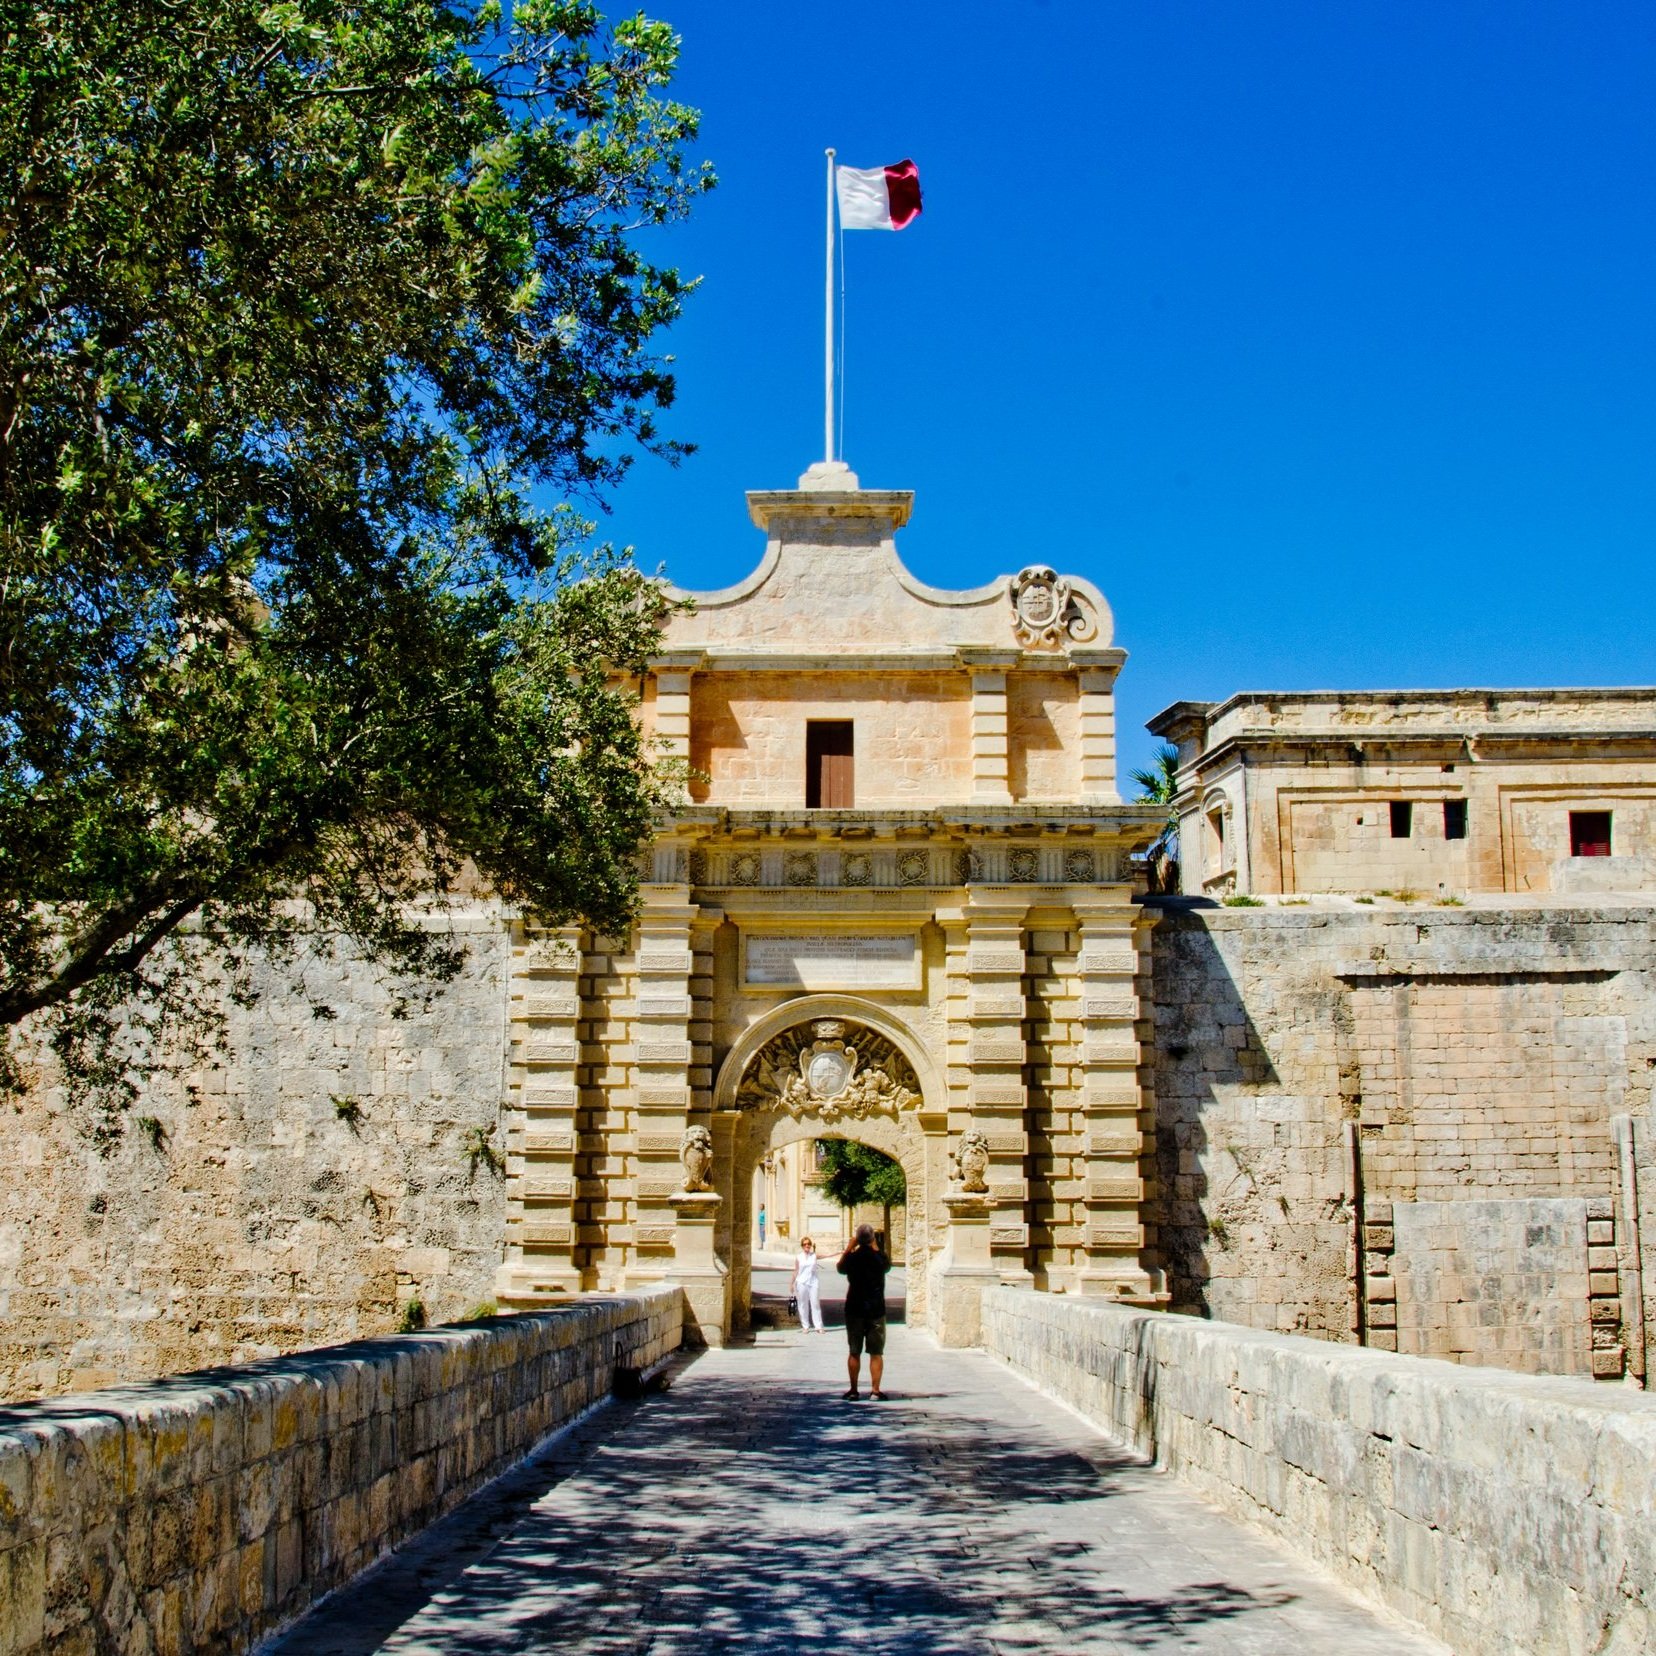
[271,1330,1443,1656]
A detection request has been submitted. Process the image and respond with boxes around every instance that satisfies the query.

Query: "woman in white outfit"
[791,1236,826,1332]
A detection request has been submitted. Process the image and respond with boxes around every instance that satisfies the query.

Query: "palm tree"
[1131,743,1182,894]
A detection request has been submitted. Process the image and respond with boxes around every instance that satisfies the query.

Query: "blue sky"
[602,1,1656,785]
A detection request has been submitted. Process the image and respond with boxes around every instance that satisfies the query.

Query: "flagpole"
[824,147,836,464]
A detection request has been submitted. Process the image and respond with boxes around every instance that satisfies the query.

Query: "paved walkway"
[272,1326,1446,1655]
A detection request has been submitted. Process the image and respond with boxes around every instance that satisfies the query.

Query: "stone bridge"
[2,1288,1652,1655]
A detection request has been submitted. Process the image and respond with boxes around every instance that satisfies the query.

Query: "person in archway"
[791,1236,825,1333]
[838,1223,891,1399]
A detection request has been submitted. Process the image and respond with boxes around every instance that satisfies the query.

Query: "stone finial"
[797,459,861,491]
[680,1125,715,1193]
[951,1129,991,1194]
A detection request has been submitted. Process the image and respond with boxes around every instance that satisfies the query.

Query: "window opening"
[1443,800,1467,841]
[1570,811,1612,857]
[1389,801,1412,839]
[806,721,854,808]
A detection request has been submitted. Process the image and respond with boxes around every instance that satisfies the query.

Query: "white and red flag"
[835,159,923,231]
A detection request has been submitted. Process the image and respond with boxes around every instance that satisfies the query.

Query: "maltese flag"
[835,159,923,230]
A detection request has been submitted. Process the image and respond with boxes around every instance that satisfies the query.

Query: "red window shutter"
[1570,811,1612,857]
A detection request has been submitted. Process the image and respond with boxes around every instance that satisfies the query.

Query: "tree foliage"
[814,1139,907,1211]
[1131,741,1181,891]
[0,0,713,1120]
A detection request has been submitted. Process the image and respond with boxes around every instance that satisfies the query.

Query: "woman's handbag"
[787,1295,798,1315]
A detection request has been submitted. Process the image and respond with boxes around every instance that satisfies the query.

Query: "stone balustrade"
[0,1288,682,1656]
[982,1286,1656,1656]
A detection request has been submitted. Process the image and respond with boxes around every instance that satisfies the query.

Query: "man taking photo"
[837,1224,891,1400]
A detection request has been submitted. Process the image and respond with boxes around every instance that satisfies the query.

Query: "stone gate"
[493,461,1168,1343]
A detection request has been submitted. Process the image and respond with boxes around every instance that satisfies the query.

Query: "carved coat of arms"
[1009,565,1097,648]
[742,1018,919,1122]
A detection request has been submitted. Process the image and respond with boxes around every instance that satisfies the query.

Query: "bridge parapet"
[0,1287,682,1655]
[983,1286,1656,1656]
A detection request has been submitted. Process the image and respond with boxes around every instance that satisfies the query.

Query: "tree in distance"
[815,1138,907,1251]
[0,0,714,1135]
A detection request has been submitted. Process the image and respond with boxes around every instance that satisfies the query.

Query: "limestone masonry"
[1150,687,1656,899]
[5,462,1656,1390]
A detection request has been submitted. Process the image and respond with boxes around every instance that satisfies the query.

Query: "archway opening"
[711,997,944,1342]
[732,1114,924,1338]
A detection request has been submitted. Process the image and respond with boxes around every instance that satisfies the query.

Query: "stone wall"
[982,1287,1656,1656]
[0,1288,682,1656]
[0,915,512,1401]
[1146,900,1656,1379]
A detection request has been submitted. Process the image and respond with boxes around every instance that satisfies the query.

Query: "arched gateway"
[716,996,940,1333]
[494,463,1170,1345]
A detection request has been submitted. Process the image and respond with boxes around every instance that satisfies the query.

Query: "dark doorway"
[806,720,854,808]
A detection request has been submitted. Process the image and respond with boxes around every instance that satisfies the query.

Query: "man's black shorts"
[845,1312,886,1358]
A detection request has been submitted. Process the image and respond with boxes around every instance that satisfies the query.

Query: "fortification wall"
[0,915,512,1401]
[0,1289,681,1656]
[982,1287,1656,1656]
[1147,901,1656,1379]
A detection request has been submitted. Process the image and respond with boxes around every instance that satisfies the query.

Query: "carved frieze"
[896,850,930,887]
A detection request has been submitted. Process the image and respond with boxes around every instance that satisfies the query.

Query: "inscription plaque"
[743,933,920,990]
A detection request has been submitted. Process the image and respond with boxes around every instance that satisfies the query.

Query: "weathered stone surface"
[0,934,513,1400]
[0,1290,680,1656]
[269,1324,1440,1656]
[1148,903,1656,1378]
[1150,687,1656,899]
[984,1286,1656,1656]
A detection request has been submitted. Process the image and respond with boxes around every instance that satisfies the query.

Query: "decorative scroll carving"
[1008,846,1039,883]
[680,1125,714,1192]
[736,1017,920,1123]
[729,851,760,886]
[1009,565,1097,649]
[842,852,873,887]
[1064,848,1097,883]
[950,1129,991,1193]
[896,850,929,887]
[785,851,817,887]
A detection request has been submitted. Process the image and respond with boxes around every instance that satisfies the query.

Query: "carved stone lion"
[951,1129,991,1193]
[680,1125,715,1193]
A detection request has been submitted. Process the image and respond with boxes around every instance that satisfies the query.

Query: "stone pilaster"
[623,886,701,1285]
[498,924,583,1302]
[1071,895,1162,1302]
[950,892,1033,1281]
[1072,648,1125,804]
[964,650,1017,805]
[652,653,699,765]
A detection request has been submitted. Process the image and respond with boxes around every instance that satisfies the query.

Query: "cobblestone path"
[271,1325,1446,1655]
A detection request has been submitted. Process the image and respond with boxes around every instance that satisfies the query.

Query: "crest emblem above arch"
[737,1016,919,1123]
